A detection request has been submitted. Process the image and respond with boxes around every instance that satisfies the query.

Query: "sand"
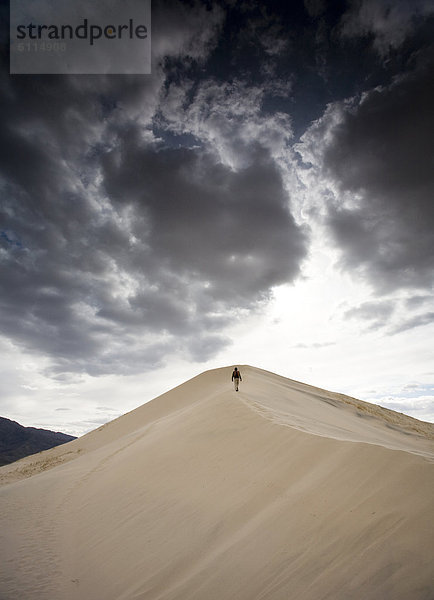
[1,365,433,600]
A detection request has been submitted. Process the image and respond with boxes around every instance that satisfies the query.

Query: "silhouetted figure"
[231,367,242,391]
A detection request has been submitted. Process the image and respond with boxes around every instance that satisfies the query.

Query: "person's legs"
[233,377,239,391]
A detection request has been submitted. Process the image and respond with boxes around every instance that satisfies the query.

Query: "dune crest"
[1,365,433,600]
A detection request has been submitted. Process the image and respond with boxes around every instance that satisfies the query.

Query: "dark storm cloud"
[391,312,434,335]
[340,296,434,335]
[0,128,307,375]
[319,49,434,293]
[303,0,326,19]
[0,1,309,377]
[343,300,395,329]
[339,0,434,56]
[101,136,307,300]
[97,136,308,370]
[405,295,433,309]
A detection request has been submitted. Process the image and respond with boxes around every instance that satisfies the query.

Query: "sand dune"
[1,365,433,600]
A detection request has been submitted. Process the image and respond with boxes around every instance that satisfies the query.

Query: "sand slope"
[1,365,433,600]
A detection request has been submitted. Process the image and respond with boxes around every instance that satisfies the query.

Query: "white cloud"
[152,0,224,64]
[369,393,434,423]
[340,0,434,55]
[159,78,293,168]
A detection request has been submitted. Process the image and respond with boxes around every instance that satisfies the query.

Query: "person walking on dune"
[232,367,242,391]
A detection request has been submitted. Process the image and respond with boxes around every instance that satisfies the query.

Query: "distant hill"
[0,417,76,467]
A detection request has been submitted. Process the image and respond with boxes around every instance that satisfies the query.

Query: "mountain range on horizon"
[1,365,433,600]
[0,416,76,467]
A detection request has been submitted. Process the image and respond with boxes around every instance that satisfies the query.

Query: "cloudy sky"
[1,0,434,436]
